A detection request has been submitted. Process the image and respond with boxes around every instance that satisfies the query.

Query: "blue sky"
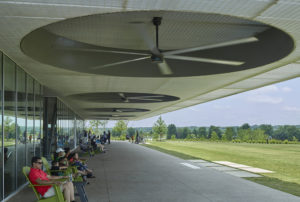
[107,77,300,128]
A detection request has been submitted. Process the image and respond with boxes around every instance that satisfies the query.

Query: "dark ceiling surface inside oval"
[68,92,180,103]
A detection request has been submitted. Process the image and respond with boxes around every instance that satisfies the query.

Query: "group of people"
[127,131,143,144]
[80,130,111,156]
[28,147,96,202]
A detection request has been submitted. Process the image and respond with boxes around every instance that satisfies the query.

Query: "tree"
[4,116,15,140]
[240,123,251,130]
[192,128,198,137]
[251,129,267,141]
[259,124,273,137]
[112,120,128,137]
[127,127,136,138]
[198,127,207,139]
[224,127,235,141]
[273,125,300,141]
[182,127,190,139]
[89,120,109,135]
[99,120,108,131]
[208,126,221,139]
[186,133,196,139]
[152,116,167,141]
[211,131,219,141]
[237,129,251,142]
[167,124,177,139]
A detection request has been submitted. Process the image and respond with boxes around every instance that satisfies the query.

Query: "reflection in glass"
[0,52,3,200]
[26,76,34,165]
[16,67,26,187]
[4,55,16,196]
[34,83,41,156]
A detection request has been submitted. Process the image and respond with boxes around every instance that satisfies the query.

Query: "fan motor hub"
[151,54,163,63]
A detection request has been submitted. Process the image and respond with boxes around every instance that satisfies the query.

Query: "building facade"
[0,51,84,200]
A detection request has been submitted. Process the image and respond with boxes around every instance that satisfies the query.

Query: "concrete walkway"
[8,141,300,202]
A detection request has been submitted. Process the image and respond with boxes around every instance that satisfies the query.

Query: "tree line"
[87,118,300,144]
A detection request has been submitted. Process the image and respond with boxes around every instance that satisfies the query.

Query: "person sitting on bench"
[29,156,75,202]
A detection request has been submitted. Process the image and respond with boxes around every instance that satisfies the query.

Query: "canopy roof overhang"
[1,0,300,120]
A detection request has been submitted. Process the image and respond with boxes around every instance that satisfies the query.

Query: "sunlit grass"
[143,141,300,196]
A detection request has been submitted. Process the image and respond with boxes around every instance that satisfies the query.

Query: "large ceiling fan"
[65,17,259,75]
[118,93,165,103]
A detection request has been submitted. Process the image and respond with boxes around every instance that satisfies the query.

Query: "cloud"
[212,105,231,109]
[187,106,201,112]
[255,85,278,93]
[247,95,283,104]
[283,106,300,112]
[281,86,292,92]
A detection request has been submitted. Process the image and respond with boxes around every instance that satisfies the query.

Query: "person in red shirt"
[29,156,75,202]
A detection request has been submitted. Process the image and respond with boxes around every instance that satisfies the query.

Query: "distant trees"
[89,120,108,135]
[112,120,128,138]
[147,119,299,144]
[273,125,300,141]
[198,127,207,139]
[167,124,177,139]
[240,123,251,130]
[224,127,235,141]
[259,124,273,137]
[208,126,221,139]
[127,127,136,138]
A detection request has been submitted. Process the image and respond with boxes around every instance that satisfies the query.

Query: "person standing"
[135,131,139,144]
[107,130,111,144]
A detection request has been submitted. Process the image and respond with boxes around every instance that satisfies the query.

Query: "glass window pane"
[34,82,41,156]
[0,52,3,200]
[16,67,26,188]
[27,76,34,165]
[3,55,16,197]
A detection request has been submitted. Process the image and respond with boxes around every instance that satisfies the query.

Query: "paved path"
[8,141,300,202]
[85,141,299,202]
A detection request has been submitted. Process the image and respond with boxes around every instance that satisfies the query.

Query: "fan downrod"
[151,17,163,63]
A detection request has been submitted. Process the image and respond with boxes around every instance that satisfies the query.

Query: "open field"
[144,141,300,196]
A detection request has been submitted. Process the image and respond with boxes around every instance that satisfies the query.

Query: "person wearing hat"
[56,148,69,167]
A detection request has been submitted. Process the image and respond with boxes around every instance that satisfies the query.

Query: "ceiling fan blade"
[163,37,258,56]
[91,56,149,70]
[131,22,161,55]
[57,47,149,56]
[118,93,126,99]
[129,98,163,102]
[158,60,173,75]
[165,55,244,66]
[118,93,130,103]
[126,95,165,99]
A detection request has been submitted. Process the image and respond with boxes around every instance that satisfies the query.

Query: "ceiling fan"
[62,17,259,75]
[118,93,165,103]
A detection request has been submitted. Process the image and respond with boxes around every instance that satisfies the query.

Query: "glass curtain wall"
[16,67,26,188]
[0,50,83,200]
[56,99,83,150]
[0,51,44,200]
[3,55,17,197]
[0,52,3,200]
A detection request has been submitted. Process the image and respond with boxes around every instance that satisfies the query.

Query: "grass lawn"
[144,141,300,196]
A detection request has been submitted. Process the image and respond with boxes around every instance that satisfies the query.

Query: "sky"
[107,77,300,128]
